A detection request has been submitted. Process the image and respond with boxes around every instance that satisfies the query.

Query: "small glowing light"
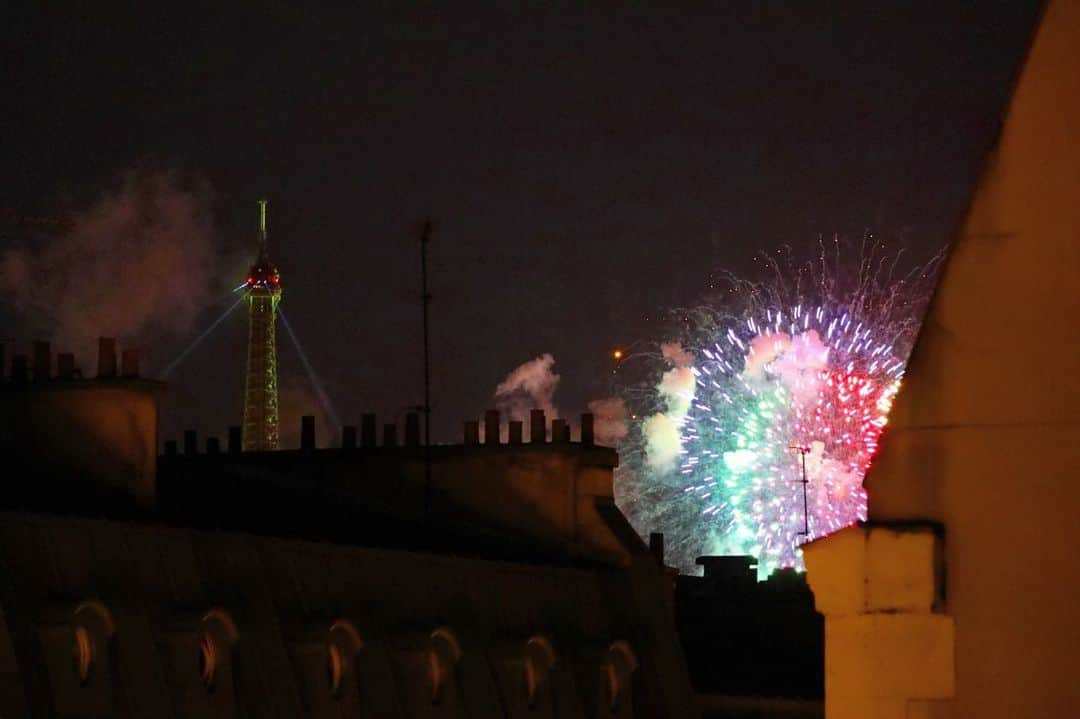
[612,349,623,360]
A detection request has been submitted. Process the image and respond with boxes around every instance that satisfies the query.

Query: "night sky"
[2,2,1040,445]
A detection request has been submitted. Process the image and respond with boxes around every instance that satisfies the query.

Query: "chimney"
[121,348,140,377]
[508,420,523,445]
[405,412,420,446]
[530,409,546,443]
[649,532,665,565]
[580,412,595,445]
[301,415,316,451]
[33,341,50,382]
[163,440,178,456]
[228,426,242,454]
[183,430,197,455]
[11,355,28,383]
[361,414,376,448]
[0,342,5,381]
[463,420,479,446]
[484,409,500,445]
[342,425,357,450]
[206,436,221,455]
[97,338,117,378]
[552,418,568,443]
[383,423,398,447]
[57,353,75,380]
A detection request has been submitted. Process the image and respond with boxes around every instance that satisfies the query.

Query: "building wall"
[0,511,697,718]
[158,429,633,568]
[0,381,161,512]
[805,2,1080,716]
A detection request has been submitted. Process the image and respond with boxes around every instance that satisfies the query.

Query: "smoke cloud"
[588,397,628,447]
[643,342,696,473]
[0,169,228,365]
[743,330,829,403]
[494,353,561,423]
[661,341,694,369]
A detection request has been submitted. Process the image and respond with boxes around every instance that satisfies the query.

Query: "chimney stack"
[508,420,523,445]
[361,414,376,448]
[342,425,357,450]
[580,412,595,445]
[183,430,198,455]
[552,418,568,443]
[383,423,398,447]
[97,338,117,378]
[530,409,546,443]
[164,440,178,456]
[33,341,50,382]
[405,412,420,446]
[228,426,242,454]
[121,348,140,377]
[464,420,480,446]
[484,409,500,445]
[301,415,316,451]
[57,353,75,380]
[206,437,221,455]
[11,355,28,383]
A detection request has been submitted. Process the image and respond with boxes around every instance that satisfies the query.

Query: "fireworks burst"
[615,237,940,577]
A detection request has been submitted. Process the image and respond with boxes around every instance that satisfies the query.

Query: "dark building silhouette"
[675,557,823,701]
[0,340,699,717]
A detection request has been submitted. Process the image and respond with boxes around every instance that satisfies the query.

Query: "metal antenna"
[257,199,269,255]
[790,443,811,538]
[420,218,433,513]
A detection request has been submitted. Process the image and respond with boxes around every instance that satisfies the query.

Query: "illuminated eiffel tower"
[241,200,282,451]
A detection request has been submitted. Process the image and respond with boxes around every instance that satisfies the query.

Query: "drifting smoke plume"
[641,342,696,473]
[587,397,629,446]
[494,353,561,423]
[490,354,627,447]
[0,169,229,364]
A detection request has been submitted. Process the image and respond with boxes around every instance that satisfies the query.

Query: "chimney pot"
[206,436,221,454]
[529,409,546,443]
[228,426,242,453]
[10,355,28,383]
[33,341,50,381]
[649,532,665,565]
[581,412,595,445]
[484,409,500,445]
[464,420,480,446]
[552,419,568,443]
[361,414,376,448]
[301,415,316,451]
[508,420,523,445]
[57,353,75,380]
[163,440,178,456]
[121,348,140,377]
[383,423,398,447]
[405,412,420,446]
[97,338,117,378]
[342,425,357,450]
[183,430,198,455]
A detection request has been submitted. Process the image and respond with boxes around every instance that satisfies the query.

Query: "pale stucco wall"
[809,1,1080,716]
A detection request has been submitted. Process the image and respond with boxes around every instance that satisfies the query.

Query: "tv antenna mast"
[420,219,433,513]
[790,443,811,538]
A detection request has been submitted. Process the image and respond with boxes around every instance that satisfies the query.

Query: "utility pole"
[790,443,811,538]
[420,219,433,514]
